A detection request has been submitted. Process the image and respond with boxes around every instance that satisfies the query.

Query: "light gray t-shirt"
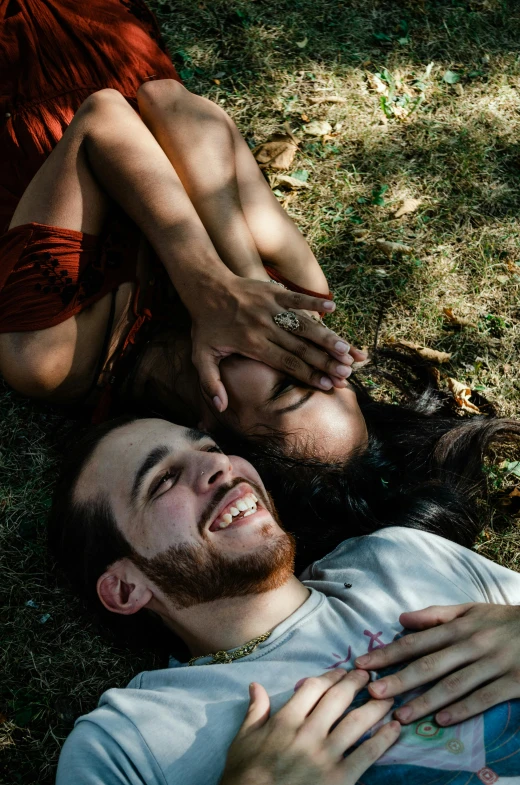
[56,528,520,785]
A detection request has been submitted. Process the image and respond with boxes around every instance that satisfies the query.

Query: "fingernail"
[395,706,412,722]
[371,681,387,696]
[336,364,351,376]
[335,340,350,353]
[320,377,333,390]
[356,655,370,666]
[436,711,451,726]
[213,395,223,412]
[322,300,335,312]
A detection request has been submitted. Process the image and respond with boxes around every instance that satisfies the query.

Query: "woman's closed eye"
[270,376,297,402]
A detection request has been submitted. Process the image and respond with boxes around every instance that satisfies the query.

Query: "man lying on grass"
[49,417,520,785]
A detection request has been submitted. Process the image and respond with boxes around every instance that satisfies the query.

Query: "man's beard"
[130,491,296,609]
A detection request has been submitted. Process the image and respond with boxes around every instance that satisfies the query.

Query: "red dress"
[0,0,180,332]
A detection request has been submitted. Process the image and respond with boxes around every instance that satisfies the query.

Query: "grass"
[1,0,520,781]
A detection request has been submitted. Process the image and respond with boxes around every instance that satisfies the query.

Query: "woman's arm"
[8,88,354,408]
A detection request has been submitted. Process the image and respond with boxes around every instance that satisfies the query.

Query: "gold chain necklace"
[188,631,272,666]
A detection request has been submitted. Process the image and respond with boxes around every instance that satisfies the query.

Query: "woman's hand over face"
[220,669,400,785]
[355,602,520,727]
[188,275,366,412]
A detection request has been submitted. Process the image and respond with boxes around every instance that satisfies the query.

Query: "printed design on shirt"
[353,667,520,783]
[298,629,520,783]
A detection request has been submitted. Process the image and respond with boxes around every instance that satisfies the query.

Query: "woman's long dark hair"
[215,349,520,571]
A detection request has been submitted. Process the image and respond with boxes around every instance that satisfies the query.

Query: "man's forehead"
[74,419,192,501]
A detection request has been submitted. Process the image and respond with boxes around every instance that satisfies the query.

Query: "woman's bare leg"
[2,88,230,398]
[137,80,329,293]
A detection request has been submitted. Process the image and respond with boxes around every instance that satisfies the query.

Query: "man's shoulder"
[301,526,455,580]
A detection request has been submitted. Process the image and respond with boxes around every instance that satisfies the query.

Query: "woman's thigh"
[1,93,118,399]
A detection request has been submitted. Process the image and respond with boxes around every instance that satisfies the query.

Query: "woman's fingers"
[328,697,395,758]
[393,660,502,725]
[237,682,272,736]
[193,350,229,412]
[356,622,463,672]
[278,290,337,317]
[435,674,520,726]
[276,669,347,727]
[340,721,401,784]
[276,328,354,382]
[275,306,365,364]
[368,642,478,701]
[303,670,370,737]
[399,604,473,631]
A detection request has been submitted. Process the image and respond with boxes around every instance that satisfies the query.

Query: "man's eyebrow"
[274,390,315,416]
[130,445,171,505]
[186,427,211,443]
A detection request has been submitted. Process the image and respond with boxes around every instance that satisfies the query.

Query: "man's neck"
[161,576,309,658]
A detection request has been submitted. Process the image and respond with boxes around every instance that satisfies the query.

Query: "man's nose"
[193,450,234,492]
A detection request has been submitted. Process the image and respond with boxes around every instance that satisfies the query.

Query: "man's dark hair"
[48,414,181,652]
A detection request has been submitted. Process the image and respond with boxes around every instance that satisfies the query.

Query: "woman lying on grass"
[0,0,518,566]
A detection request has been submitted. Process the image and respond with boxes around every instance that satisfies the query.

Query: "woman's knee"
[137,78,186,111]
[77,88,129,122]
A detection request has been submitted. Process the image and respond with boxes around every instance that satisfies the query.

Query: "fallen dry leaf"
[394,198,422,218]
[213,78,221,85]
[443,307,476,328]
[271,174,311,190]
[447,377,482,414]
[510,488,520,498]
[309,96,347,104]
[352,228,369,241]
[375,239,413,258]
[503,364,512,375]
[393,339,452,363]
[253,133,299,170]
[367,73,388,95]
[303,120,332,136]
[296,36,308,48]
[454,82,464,96]
[300,113,310,122]
[497,274,509,284]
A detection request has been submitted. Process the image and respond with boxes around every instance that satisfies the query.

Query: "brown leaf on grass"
[454,83,464,97]
[447,377,482,414]
[253,134,298,170]
[375,239,413,258]
[300,113,310,122]
[344,263,356,272]
[394,198,422,218]
[303,120,332,136]
[510,488,520,498]
[352,228,369,242]
[366,73,388,95]
[271,174,311,190]
[308,95,347,104]
[443,307,476,328]
[393,339,452,363]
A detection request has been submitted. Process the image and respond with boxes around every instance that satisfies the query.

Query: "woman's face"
[204,355,368,461]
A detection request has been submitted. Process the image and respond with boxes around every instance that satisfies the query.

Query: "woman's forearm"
[81,89,237,312]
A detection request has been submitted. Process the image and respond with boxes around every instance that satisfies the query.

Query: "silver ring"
[273,311,300,333]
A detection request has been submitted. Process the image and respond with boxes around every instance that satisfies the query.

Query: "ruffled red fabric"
[0,0,180,332]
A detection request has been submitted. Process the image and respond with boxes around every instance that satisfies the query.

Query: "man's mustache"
[197,476,271,536]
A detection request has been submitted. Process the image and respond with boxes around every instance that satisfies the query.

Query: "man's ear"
[97,559,152,616]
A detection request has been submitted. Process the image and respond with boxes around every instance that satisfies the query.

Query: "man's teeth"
[217,494,258,529]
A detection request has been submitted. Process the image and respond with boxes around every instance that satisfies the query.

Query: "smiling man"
[50,417,520,785]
